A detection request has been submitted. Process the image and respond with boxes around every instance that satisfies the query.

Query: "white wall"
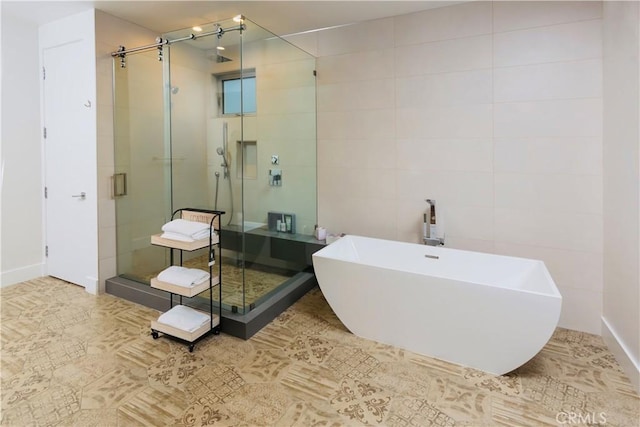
[0,10,44,286]
[312,1,604,334]
[602,1,640,394]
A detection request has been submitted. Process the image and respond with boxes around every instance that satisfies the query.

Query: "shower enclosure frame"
[105,16,320,339]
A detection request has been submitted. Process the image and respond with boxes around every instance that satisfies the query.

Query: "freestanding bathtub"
[312,235,562,375]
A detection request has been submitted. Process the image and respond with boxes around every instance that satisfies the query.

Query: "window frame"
[216,70,256,117]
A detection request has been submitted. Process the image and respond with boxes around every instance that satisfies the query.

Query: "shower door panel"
[113,53,169,283]
[43,41,97,289]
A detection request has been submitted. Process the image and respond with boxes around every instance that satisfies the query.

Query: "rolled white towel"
[157,266,210,288]
[157,305,210,332]
[162,219,211,240]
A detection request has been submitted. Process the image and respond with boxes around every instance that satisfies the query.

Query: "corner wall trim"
[602,317,640,394]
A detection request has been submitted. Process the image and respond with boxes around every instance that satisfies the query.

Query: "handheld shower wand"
[216,147,229,178]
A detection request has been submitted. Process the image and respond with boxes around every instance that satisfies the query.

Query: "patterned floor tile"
[223,383,291,426]
[0,278,638,427]
[86,323,138,355]
[385,398,456,427]
[372,361,433,398]
[117,386,189,426]
[280,362,340,401]
[329,377,392,425]
[276,400,344,426]
[184,364,246,403]
[523,375,590,414]
[52,353,123,389]
[147,351,207,389]
[174,397,236,426]
[81,366,148,409]
[283,334,334,365]
[426,375,492,425]
[463,368,522,397]
[324,347,381,381]
[1,368,52,407]
[1,384,81,426]
[23,336,87,373]
[491,394,559,426]
[59,409,119,427]
[194,333,254,365]
[241,347,292,383]
[116,336,173,368]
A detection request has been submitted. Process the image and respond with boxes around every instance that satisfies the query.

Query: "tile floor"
[1,277,638,426]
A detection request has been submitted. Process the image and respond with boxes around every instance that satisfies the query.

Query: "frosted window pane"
[223,77,256,114]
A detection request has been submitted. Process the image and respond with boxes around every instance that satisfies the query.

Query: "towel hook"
[84,100,91,108]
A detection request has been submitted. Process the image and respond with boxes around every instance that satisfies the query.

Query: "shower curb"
[105,272,317,340]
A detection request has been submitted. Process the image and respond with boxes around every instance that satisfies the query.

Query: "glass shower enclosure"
[111,16,317,321]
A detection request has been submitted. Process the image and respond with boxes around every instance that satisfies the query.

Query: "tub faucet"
[423,199,444,246]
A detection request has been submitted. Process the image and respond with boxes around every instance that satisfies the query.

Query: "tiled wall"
[208,31,317,234]
[311,1,604,333]
[602,1,640,392]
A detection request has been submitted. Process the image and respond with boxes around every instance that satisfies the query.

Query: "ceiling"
[2,0,462,37]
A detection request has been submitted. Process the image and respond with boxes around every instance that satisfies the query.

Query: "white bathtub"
[312,235,562,375]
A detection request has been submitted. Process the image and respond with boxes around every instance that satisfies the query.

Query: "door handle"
[72,192,86,200]
[113,173,127,197]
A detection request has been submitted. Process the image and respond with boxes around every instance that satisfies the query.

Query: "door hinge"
[42,67,46,80]
[43,127,47,139]
[44,187,48,199]
[45,246,49,257]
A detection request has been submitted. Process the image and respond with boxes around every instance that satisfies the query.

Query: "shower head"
[216,147,229,169]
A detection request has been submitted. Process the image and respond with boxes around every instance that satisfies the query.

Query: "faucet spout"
[423,199,442,245]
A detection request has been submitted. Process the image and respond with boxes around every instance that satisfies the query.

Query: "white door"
[43,41,97,289]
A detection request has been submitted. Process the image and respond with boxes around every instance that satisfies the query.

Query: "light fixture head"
[192,26,203,32]
[216,46,225,51]
[233,15,244,23]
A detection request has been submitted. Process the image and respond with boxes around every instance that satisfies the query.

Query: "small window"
[221,75,256,115]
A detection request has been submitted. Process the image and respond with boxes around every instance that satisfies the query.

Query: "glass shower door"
[113,51,171,283]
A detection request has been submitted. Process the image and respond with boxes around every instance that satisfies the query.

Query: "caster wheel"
[151,330,159,339]
[189,344,195,353]
[213,328,220,335]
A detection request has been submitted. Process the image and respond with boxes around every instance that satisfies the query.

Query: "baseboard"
[602,317,640,394]
[0,263,44,288]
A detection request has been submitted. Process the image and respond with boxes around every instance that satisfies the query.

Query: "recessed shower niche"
[106,16,318,338]
[236,140,257,179]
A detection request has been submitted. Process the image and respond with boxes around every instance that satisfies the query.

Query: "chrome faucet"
[423,199,444,246]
